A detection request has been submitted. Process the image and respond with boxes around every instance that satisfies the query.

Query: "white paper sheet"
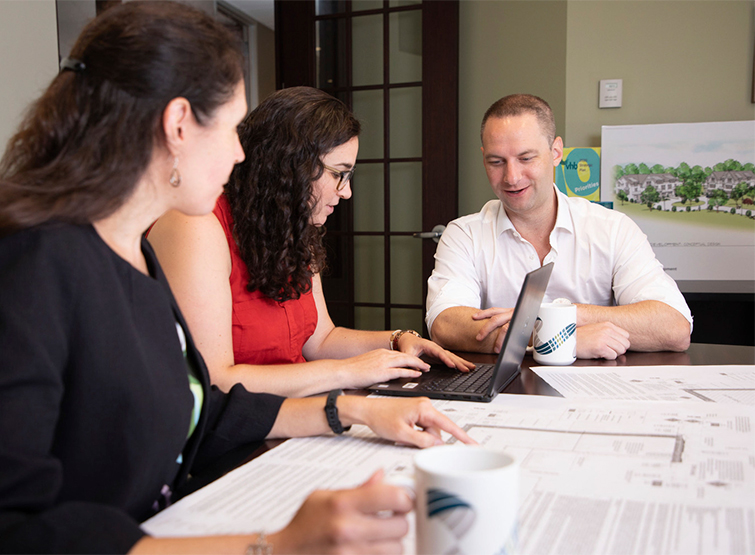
[532,365,755,404]
[142,395,755,554]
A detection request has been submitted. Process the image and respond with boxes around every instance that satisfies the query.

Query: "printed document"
[532,364,755,404]
[142,395,755,554]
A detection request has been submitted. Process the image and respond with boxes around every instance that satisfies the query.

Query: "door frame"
[275,0,459,333]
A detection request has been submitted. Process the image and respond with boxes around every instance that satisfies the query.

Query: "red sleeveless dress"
[213,195,318,365]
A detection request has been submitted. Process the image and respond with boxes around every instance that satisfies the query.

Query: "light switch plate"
[599,79,622,108]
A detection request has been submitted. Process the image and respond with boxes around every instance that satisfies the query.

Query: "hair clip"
[59,57,86,73]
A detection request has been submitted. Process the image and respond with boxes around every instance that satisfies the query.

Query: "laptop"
[368,262,554,402]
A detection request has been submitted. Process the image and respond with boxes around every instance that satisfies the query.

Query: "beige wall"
[458,0,755,217]
[459,0,568,216]
[565,1,755,147]
[0,0,58,152]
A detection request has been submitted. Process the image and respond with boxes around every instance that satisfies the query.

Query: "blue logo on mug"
[427,488,476,539]
[534,319,576,355]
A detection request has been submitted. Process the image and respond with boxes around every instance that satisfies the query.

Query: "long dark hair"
[225,87,360,303]
[0,1,244,232]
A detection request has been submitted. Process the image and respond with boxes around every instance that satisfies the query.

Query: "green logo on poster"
[557,148,601,199]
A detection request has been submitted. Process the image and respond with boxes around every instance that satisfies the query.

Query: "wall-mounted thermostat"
[599,79,622,108]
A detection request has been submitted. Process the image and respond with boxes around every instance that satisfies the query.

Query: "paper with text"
[142,395,755,554]
[532,364,755,404]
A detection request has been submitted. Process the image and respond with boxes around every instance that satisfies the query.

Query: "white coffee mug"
[533,302,577,365]
[408,445,519,555]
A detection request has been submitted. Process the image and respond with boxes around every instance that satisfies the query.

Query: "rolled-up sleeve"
[426,221,485,336]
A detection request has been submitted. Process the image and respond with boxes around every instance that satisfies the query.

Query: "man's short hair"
[480,94,556,146]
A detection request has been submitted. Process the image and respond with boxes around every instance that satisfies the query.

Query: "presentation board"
[600,121,755,291]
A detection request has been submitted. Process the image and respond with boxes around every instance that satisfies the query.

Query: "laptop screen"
[488,262,554,395]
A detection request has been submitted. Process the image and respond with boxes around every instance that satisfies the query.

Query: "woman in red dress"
[149,87,473,397]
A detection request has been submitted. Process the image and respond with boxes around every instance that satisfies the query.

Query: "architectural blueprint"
[143,395,755,554]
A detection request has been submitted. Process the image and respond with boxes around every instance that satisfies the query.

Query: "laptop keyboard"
[423,364,495,394]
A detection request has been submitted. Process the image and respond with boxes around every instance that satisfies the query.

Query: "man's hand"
[575,301,690,353]
[472,307,514,353]
[576,322,630,360]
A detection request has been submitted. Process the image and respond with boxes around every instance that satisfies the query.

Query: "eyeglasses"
[322,163,355,191]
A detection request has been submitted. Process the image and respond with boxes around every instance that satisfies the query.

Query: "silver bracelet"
[245,532,272,555]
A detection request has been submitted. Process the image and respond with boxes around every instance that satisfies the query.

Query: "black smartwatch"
[325,389,351,434]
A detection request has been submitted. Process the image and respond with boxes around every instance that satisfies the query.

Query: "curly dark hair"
[0,1,244,232]
[224,87,360,303]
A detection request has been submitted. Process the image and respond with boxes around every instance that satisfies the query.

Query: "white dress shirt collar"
[493,184,575,239]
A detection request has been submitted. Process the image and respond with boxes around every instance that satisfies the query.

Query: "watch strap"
[325,389,350,434]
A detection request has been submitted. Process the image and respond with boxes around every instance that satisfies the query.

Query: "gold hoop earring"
[169,157,181,188]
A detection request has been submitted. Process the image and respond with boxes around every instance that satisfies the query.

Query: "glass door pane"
[352,14,383,86]
[353,0,383,12]
[391,307,425,332]
[316,18,348,89]
[353,163,384,232]
[390,236,422,305]
[352,89,384,158]
[354,236,384,303]
[389,10,422,83]
[389,86,421,158]
[389,162,421,232]
[356,307,385,331]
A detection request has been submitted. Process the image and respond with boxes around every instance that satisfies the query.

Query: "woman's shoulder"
[0,224,105,308]
[0,223,101,268]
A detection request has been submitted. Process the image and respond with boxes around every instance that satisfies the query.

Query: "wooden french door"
[275,0,458,334]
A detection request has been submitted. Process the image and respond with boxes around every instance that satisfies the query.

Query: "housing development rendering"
[613,161,755,216]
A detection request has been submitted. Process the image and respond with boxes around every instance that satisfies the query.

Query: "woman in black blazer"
[0,3,473,554]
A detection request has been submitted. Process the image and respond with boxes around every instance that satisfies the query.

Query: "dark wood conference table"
[186,342,754,495]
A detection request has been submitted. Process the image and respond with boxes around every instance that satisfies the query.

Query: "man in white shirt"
[427,94,692,359]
